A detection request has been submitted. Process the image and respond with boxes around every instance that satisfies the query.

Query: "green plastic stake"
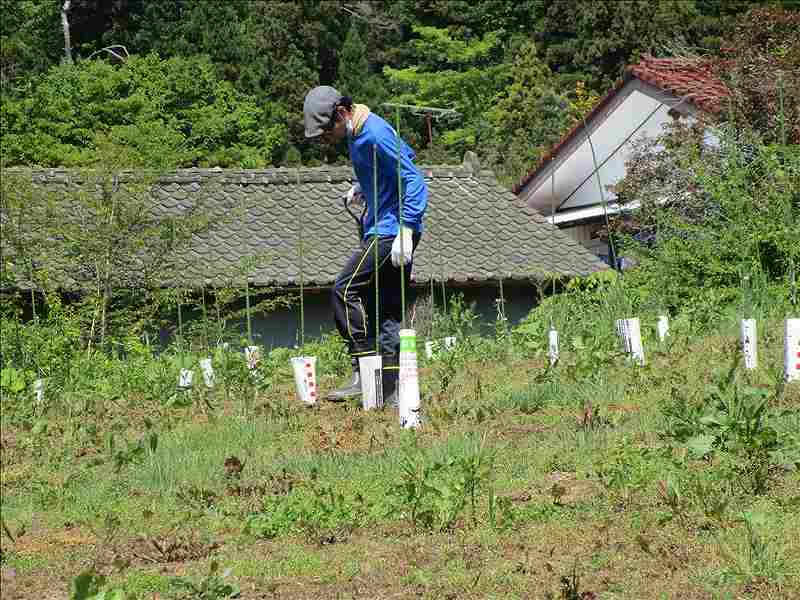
[373,144,380,355]
[498,277,506,321]
[298,170,305,347]
[778,74,796,306]
[201,282,209,352]
[382,102,460,325]
[581,113,618,269]
[240,196,253,346]
[395,106,406,328]
[177,290,184,362]
[550,170,557,328]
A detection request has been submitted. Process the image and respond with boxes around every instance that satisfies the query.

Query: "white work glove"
[346,182,363,205]
[391,225,414,267]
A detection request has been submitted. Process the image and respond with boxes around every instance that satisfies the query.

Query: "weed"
[243,473,367,542]
[170,561,239,600]
[70,569,125,600]
[107,419,158,473]
[389,432,496,531]
[546,561,597,600]
[660,363,789,494]
[718,511,787,584]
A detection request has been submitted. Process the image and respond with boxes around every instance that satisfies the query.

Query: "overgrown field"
[2,303,799,599]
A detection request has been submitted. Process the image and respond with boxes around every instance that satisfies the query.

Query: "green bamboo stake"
[550,170,557,328]
[382,102,459,323]
[395,106,406,328]
[778,74,796,306]
[498,277,506,322]
[170,217,184,364]
[581,113,618,269]
[373,144,380,355]
[28,257,37,325]
[177,289,184,362]
[440,235,447,317]
[201,282,209,352]
[240,196,253,345]
[298,170,305,347]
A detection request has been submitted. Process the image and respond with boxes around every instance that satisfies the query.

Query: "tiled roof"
[512,56,728,194]
[628,56,728,115]
[7,161,606,290]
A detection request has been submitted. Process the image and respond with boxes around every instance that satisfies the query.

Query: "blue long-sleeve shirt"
[349,113,428,240]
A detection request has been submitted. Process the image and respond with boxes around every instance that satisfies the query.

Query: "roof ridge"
[7,163,479,183]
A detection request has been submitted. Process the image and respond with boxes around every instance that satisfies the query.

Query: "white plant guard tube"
[548,327,559,366]
[399,329,421,428]
[290,356,317,405]
[615,319,631,354]
[627,318,646,365]
[616,318,645,365]
[425,340,436,359]
[199,358,215,388]
[178,368,194,389]
[657,315,669,343]
[33,378,44,404]
[784,319,800,383]
[359,355,383,410]
[741,319,758,370]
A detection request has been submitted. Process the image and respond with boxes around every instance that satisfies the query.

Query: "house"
[512,56,729,264]
[5,156,606,348]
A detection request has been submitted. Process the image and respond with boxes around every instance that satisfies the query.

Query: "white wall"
[524,84,681,215]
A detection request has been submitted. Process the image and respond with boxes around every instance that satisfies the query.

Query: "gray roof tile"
[7,162,606,289]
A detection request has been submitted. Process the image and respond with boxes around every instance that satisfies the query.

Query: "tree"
[0,53,288,168]
[0,0,62,88]
[485,41,570,183]
[1,138,211,352]
[334,21,387,108]
[383,25,508,161]
[714,5,800,144]
[538,0,736,88]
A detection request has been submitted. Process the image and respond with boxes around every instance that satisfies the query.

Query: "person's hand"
[346,183,362,205]
[391,226,414,267]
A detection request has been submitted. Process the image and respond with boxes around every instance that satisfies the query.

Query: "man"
[303,86,428,404]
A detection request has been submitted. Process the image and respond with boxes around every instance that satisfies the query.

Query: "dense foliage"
[2,0,789,181]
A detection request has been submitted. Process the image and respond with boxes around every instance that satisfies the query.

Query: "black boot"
[382,366,399,408]
[326,360,361,402]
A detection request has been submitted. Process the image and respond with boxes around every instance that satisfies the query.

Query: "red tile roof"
[628,56,728,114]
[512,56,728,194]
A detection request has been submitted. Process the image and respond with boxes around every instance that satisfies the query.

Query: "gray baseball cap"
[303,86,342,138]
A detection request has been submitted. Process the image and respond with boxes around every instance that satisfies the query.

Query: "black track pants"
[332,234,420,366]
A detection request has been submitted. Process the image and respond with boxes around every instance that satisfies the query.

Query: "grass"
[1,319,800,599]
